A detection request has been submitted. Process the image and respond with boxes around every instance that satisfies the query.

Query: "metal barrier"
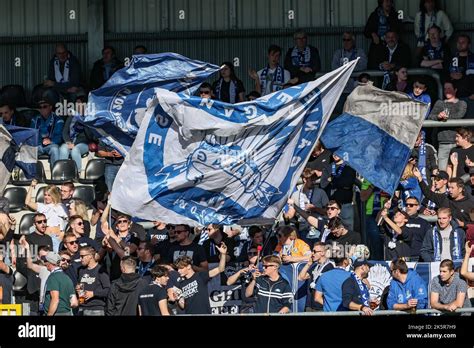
[316,68,444,101]
[0,304,22,316]
[423,120,474,128]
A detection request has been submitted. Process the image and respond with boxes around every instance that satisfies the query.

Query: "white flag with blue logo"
[321,83,429,195]
[111,60,358,226]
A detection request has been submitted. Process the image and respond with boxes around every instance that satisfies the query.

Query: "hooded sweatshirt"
[106,273,147,316]
[387,269,428,310]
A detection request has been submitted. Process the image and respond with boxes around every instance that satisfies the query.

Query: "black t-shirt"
[212,79,245,104]
[326,230,361,247]
[178,272,211,314]
[202,234,236,263]
[404,216,432,258]
[166,243,207,267]
[155,239,178,259]
[138,282,168,316]
[448,146,474,179]
[26,232,53,250]
[0,266,13,304]
[77,264,110,310]
[147,227,169,243]
[306,150,332,172]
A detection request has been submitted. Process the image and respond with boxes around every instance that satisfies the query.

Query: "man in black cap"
[422,171,449,215]
[342,259,374,315]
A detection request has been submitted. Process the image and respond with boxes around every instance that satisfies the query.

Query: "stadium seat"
[35,186,45,203]
[79,159,105,184]
[45,160,78,184]
[11,162,46,186]
[18,108,38,124]
[0,85,27,108]
[18,213,35,235]
[3,187,27,213]
[73,186,95,207]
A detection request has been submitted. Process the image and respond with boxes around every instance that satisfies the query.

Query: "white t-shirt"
[36,203,68,230]
[257,67,291,96]
[440,226,452,261]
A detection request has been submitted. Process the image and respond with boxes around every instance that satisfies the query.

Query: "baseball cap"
[353,259,370,268]
[41,252,61,265]
[434,171,449,181]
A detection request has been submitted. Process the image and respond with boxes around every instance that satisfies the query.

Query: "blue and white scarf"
[215,78,237,104]
[377,7,389,41]
[260,65,285,94]
[69,115,85,144]
[54,56,70,83]
[291,46,311,67]
[432,225,462,261]
[418,11,437,45]
[351,271,370,307]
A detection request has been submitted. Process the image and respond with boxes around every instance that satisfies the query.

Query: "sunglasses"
[263,264,277,269]
[406,204,419,207]
[248,251,258,256]
[327,207,339,211]
[39,104,50,109]
[35,220,47,224]
[117,220,129,224]
[76,221,84,226]
[61,258,71,263]
[199,90,211,95]
[66,240,78,245]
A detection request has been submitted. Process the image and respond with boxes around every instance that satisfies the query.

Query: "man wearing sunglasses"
[402,197,432,261]
[298,242,334,312]
[245,255,292,314]
[162,224,208,273]
[62,215,100,254]
[25,213,53,250]
[30,99,64,168]
[77,246,110,316]
[198,83,214,99]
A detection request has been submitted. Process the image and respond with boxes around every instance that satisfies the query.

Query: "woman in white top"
[25,180,68,252]
[414,0,453,49]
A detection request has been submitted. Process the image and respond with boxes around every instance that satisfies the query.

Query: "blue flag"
[5,125,38,179]
[321,84,430,195]
[83,53,220,154]
[111,60,358,226]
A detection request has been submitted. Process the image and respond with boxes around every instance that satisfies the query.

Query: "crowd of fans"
[0,0,474,316]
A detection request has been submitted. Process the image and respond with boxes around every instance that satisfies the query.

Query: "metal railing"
[177,307,474,316]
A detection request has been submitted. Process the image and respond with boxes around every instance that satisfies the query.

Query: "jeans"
[438,143,456,171]
[38,144,60,168]
[105,165,121,192]
[80,309,105,316]
[365,215,383,260]
[340,203,354,231]
[59,142,89,171]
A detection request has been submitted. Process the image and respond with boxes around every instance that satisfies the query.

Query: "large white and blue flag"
[321,83,429,195]
[0,125,16,193]
[6,125,38,179]
[82,53,220,154]
[111,60,358,226]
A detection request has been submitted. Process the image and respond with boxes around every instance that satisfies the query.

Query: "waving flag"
[321,83,429,195]
[5,125,38,179]
[83,53,220,154]
[0,125,16,193]
[111,60,358,226]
